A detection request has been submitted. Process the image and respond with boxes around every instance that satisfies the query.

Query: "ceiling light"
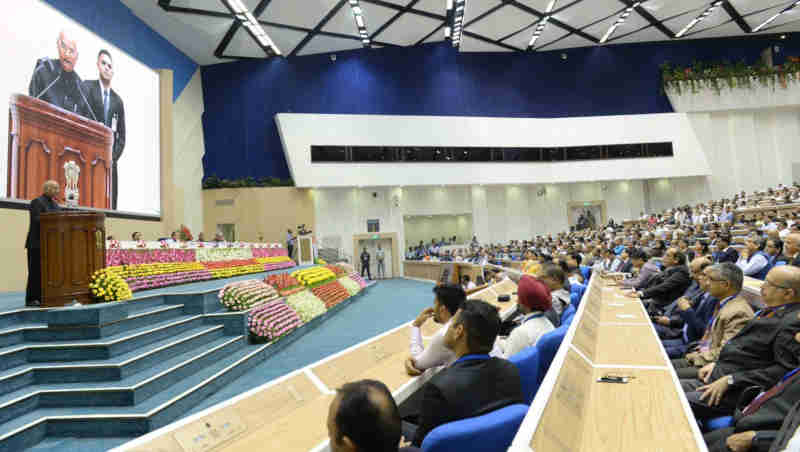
[345,0,372,47]
[349,0,358,5]
[445,26,451,37]
[676,1,722,38]
[527,16,550,50]
[221,0,282,56]
[449,0,467,47]
[226,0,247,13]
[753,1,800,32]
[546,0,557,13]
[600,3,640,43]
[355,15,364,27]
[447,0,453,9]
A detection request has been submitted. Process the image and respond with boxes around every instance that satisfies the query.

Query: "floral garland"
[348,272,368,289]
[338,276,361,297]
[285,290,326,322]
[661,57,800,95]
[265,273,304,297]
[89,268,133,302]
[311,281,350,309]
[248,299,302,340]
[292,266,337,287]
[218,280,279,311]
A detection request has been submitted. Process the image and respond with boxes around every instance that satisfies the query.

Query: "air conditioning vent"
[215,199,234,206]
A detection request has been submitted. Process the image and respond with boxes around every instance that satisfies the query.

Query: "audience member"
[737,236,771,279]
[492,276,554,359]
[621,248,660,289]
[131,231,141,241]
[405,285,464,375]
[660,258,717,358]
[627,248,691,309]
[783,233,800,267]
[539,264,571,326]
[716,235,740,264]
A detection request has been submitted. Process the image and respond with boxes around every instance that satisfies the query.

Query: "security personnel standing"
[28,31,95,121]
[25,181,62,307]
[360,247,371,280]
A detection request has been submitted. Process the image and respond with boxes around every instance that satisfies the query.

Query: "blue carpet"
[18,278,435,451]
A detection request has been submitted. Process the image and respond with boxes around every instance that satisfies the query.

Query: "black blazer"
[619,260,633,274]
[641,265,692,308]
[412,356,522,446]
[81,80,126,163]
[734,372,800,443]
[768,400,800,452]
[716,247,740,264]
[25,195,60,249]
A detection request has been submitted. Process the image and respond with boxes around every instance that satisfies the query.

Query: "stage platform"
[0,272,434,452]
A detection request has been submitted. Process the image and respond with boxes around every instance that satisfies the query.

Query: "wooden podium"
[297,234,314,266]
[8,94,113,209]
[40,211,106,307]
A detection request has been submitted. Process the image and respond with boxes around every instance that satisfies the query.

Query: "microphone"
[75,78,98,121]
[34,74,61,100]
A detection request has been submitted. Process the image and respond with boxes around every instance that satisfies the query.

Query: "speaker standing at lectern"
[25,181,61,307]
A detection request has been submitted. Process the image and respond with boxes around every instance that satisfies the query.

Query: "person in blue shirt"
[613,237,626,256]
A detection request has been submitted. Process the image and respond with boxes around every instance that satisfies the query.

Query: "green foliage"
[203,175,295,189]
[661,57,800,95]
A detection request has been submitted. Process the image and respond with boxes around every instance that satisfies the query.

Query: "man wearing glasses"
[680,265,800,422]
[28,30,94,120]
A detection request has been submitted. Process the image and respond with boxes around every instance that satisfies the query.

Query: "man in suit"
[783,233,800,267]
[28,31,94,119]
[681,265,800,421]
[403,299,522,447]
[672,263,754,379]
[626,247,691,309]
[716,235,740,264]
[25,181,62,307]
[82,50,125,209]
[327,379,419,452]
[360,248,371,279]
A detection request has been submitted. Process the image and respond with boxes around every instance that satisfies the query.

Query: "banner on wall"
[0,0,160,215]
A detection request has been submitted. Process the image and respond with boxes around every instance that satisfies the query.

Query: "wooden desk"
[403,261,443,282]
[114,276,518,452]
[511,276,706,452]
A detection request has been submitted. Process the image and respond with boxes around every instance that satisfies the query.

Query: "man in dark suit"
[29,31,94,120]
[627,247,692,309]
[715,235,740,264]
[25,181,61,307]
[704,367,800,452]
[618,249,634,274]
[404,299,522,447]
[82,50,125,209]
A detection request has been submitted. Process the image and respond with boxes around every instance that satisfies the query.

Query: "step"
[0,309,50,331]
[0,324,47,349]
[0,341,270,450]
[0,315,207,372]
[0,323,227,397]
[29,304,186,342]
[0,335,245,425]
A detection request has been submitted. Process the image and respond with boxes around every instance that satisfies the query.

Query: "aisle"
[25,278,435,452]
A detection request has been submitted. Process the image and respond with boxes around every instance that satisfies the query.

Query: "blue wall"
[43,0,197,100]
[201,34,794,181]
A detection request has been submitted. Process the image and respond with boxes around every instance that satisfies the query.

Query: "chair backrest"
[561,304,576,325]
[509,346,541,405]
[569,283,586,309]
[580,265,592,281]
[420,404,529,452]
[536,324,569,385]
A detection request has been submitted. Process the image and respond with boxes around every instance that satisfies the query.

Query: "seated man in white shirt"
[736,236,770,278]
[492,275,555,359]
[462,275,477,292]
[404,284,464,376]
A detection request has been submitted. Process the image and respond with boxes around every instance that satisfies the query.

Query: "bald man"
[784,233,800,267]
[28,31,95,120]
[25,181,61,307]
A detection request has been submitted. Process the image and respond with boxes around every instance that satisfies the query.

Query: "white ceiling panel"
[684,7,733,34]
[374,10,441,45]
[515,0,554,13]
[568,0,625,29]
[261,0,340,29]
[730,0,794,15]
[296,35,363,56]
[263,25,309,55]
[539,31,596,51]
[612,15,687,44]
[170,0,260,14]
[685,21,744,39]
[754,17,800,33]
[460,34,515,52]
[323,2,397,36]
[171,13,233,37]
[377,0,411,5]
[526,19,569,49]
[581,11,651,42]
[641,0,703,21]
[422,27,446,43]
[503,26,538,50]
[745,4,800,30]
[466,5,538,40]
[463,0,503,26]
[414,0,447,15]
[226,28,268,58]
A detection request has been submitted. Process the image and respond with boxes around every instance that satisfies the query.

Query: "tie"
[742,369,800,416]
[103,90,109,124]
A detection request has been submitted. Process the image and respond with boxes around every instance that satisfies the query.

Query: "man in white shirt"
[735,236,770,278]
[462,275,476,292]
[404,284,464,375]
[376,245,386,279]
[493,275,554,359]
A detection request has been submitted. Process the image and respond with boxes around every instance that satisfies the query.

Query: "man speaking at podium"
[25,181,61,307]
[83,50,126,209]
[28,31,95,120]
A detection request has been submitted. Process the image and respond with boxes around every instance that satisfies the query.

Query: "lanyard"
[707,293,739,331]
[454,354,491,365]
[755,305,788,320]
[522,313,545,324]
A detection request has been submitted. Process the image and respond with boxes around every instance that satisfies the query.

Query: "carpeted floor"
[19,277,435,451]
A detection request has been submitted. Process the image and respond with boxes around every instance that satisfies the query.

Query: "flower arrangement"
[338,276,361,297]
[326,265,347,276]
[348,272,368,289]
[265,273,304,296]
[218,280,279,311]
[89,268,133,302]
[660,58,800,95]
[179,224,193,241]
[248,299,302,341]
[311,281,350,309]
[291,266,336,287]
[315,258,327,265]
[285,290,326,322]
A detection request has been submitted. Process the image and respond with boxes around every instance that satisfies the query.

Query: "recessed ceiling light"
[676,1,722,37]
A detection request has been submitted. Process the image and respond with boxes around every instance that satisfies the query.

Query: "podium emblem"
[64,160,80,207]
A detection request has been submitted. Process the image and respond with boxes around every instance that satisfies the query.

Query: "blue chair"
[705,416,734,431]
[536,325,568,385]
[509,346,541,405]
[561,304,576,325]
[420,404,529,452]
[580,265,592,281]
[569,283,586,309]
